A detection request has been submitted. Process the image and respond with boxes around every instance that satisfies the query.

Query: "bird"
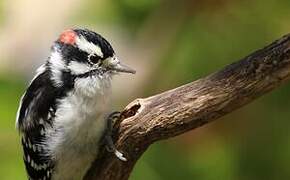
[15,28,136,180]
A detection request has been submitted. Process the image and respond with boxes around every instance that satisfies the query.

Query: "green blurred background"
[0,0,290,179]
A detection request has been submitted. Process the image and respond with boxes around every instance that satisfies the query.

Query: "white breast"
[47,74,112,180]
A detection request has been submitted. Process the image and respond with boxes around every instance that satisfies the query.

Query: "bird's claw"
[104,111,127,161]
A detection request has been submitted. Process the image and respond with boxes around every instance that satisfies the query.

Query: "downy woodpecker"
[16,28,135,180]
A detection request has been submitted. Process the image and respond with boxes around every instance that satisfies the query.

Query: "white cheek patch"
[76,36,103,58]
[68,61,91,75]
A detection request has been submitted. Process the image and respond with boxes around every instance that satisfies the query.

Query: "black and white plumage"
[16,28,135,180]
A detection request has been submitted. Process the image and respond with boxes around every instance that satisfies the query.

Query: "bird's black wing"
[17,70,59,180]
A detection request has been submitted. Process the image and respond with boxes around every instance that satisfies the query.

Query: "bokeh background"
[0,0,290,179]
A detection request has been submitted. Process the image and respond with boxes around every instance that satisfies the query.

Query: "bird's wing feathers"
[17,70,57,180]
[22,134,53,180]
[17,71,56,131]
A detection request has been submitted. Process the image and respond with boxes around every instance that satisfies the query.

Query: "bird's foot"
[104,111,127,161]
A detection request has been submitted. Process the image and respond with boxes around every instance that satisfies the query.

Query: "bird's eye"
[88,54,101,64]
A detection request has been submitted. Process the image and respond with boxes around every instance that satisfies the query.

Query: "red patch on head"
[59,29,77,45]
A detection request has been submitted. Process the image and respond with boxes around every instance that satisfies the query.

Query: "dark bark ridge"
[85,34,290,180]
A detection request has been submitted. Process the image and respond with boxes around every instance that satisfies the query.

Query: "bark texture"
[85,34,290,180]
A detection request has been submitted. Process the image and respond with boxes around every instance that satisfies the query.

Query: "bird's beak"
[111,62,136,74]
[105,56,136,74]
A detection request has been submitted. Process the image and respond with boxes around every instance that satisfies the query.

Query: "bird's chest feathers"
[51,76,111,155]
[50,76,112,179]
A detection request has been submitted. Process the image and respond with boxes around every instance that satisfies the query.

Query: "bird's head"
[47,28,135,86]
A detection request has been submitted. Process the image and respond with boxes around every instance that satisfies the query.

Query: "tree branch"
[85,34,290,180]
